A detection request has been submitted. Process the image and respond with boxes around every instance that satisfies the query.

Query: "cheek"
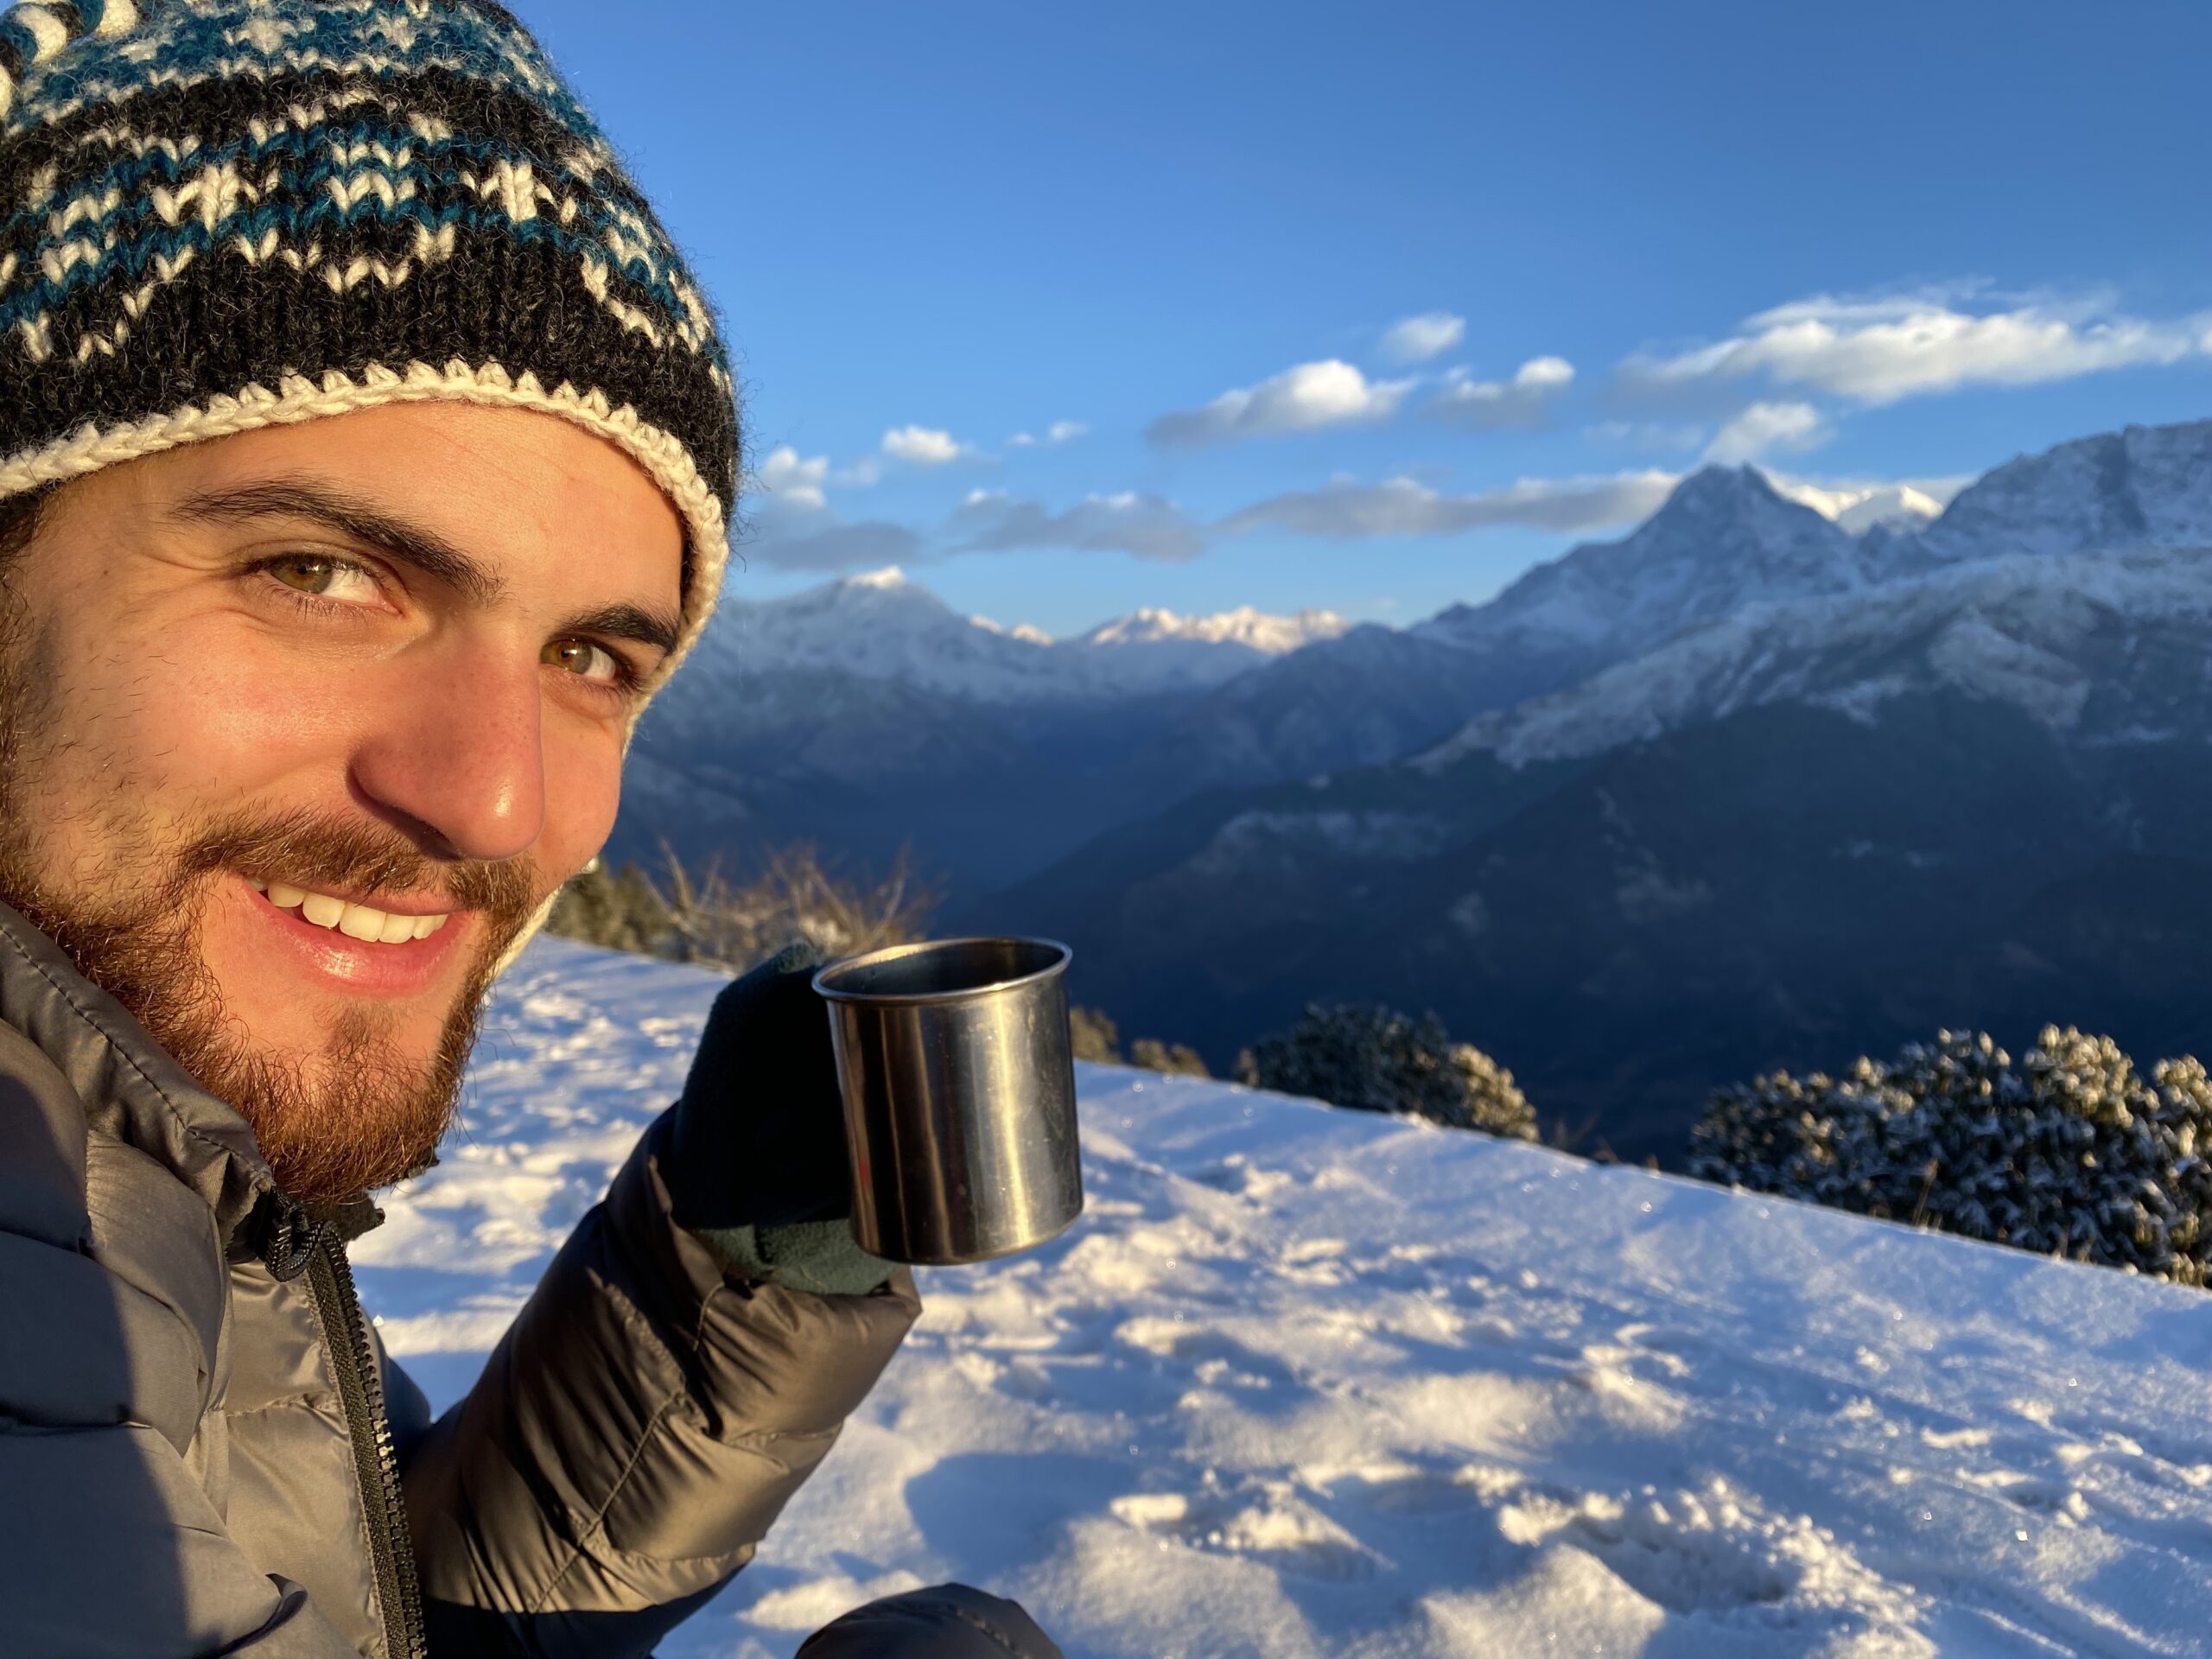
[537,720,626,872]
[113,622,374,799]
[34,609,411,821]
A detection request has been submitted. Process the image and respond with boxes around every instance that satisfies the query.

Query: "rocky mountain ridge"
[667,566,1351,708]
[955,416,2212,1158]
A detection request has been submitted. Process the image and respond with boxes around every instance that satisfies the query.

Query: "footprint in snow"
[1323,1459,1519,1516]
[1116,1318,1297,1390]
[1498,1477,1923,1628]
[1110,1483,1381,1582]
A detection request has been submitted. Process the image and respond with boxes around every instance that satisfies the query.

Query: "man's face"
[0,404,686,1204]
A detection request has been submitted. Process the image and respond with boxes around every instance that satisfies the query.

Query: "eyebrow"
[168,478,505,605]
[168,476,683,659]
[564,600,682,658]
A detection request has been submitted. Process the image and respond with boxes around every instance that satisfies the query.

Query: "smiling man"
[0,4,1061,1658]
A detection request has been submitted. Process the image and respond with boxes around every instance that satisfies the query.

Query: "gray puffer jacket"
[0,901,923,1657]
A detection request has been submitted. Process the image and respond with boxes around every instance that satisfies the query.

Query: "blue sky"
[521,0,2212,638]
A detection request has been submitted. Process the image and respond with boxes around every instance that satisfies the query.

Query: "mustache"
[175,807,540,925]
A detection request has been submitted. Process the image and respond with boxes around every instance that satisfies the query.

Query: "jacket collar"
[0,898,323,1269]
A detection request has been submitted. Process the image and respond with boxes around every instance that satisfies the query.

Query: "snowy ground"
[355,938,2212,1657]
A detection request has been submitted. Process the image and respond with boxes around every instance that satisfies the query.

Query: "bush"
[1067,1009,1211,1076]
[1690,1027,2212,1287]
[1235,1002,1537,1139]
[1129,1038,1211,1078]
[544,860,672,957]
[546,842,939,973]
[1070,1006,1123,1064]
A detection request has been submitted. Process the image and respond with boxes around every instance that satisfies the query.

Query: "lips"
[235,873,467,999]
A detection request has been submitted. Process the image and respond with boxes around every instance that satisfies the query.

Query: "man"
[0,3,1062,1656]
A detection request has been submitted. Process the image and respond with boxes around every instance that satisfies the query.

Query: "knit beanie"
[0,0,736,682]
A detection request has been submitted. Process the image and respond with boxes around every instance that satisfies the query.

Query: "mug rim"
[810,935,1073,1007]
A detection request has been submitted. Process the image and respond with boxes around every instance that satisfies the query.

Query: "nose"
[349,646,546,864]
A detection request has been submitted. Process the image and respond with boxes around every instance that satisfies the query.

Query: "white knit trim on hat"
[0,357,729,690]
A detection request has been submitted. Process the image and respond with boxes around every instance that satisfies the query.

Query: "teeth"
[256,876,452,944]
[336,902,384,942]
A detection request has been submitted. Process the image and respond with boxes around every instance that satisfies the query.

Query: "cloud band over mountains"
[739,283,2212,574]
[1219,471,1681,538]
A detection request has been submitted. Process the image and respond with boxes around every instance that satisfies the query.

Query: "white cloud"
[1380,311,1466,364]
[1427,356,1576,430]
[1006,420,1089,448]
[952,491,1205,563]
[1147,359,1414,448]
[881,424,973,464]
[751,445,830,512]
[830,456,883,488]
[1220,469,1679,539]
[1700,401,1834,463]
[1626,290,2212,405]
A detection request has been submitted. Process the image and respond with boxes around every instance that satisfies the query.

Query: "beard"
[0,810,541,1205]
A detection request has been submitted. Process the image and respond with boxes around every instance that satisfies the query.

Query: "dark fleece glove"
[665,939,895,1296]
[796,1584,1066,1658]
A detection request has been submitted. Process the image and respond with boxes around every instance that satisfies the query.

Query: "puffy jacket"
[0,900,921,1657]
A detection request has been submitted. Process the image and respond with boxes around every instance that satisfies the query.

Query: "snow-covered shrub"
[1071,1011,1213,1077]
[1129,1038,1211,1077]
[545,861,673,957]
[1236,1003,1538,1139]
[1691,1027,2212,1286]
[1070,1006,1123,1064]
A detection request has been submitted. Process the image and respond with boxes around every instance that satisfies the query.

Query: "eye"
[266,555,381,604]
[543,637,627,685]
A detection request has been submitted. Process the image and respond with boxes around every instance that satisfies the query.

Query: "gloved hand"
[664,939,893,1295]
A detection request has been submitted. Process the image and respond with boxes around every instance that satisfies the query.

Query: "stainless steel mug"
[812,937,1084,1266]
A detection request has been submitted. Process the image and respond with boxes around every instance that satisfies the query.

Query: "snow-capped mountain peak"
[1076,604,1351,654]
[844,563,913,589]
[1414,465,1874,668]
[660,575,1358,707]
[1643,464,1859,556]
[1835,486,1943,536]
[1770,477,1947,536]
[1414,543,2212,772]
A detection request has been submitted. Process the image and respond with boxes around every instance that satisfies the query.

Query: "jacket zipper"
[307,1231,429,1659]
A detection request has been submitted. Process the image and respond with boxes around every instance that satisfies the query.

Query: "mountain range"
[619,417,2212,1158]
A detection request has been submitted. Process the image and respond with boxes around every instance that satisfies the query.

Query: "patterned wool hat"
[0,0,736,679]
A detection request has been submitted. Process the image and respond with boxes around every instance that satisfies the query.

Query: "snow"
[669,571,1353,708]
[1918,420,2212,565]
[1413,543,2212,771]
[1768,479,1947,537]
[1186,808,1454,876]
[1072,605,1352,655]
[358,937,2212,1657]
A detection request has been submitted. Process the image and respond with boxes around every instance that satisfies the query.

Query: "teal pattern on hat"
[0,0,738,660]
